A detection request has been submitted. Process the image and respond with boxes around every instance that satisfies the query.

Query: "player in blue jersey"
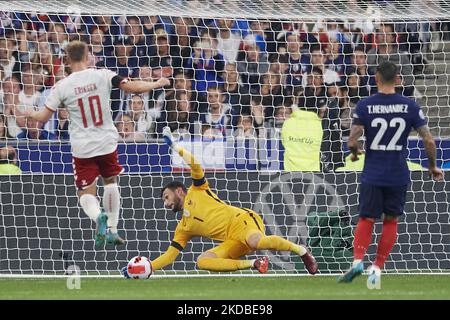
[338,61,443,286]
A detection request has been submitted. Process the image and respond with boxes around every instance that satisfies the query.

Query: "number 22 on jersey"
[77,95,103,128]
[370,117,406,151]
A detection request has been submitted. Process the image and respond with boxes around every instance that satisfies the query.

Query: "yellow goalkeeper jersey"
[151,144,263,271]
[171,177,245,249]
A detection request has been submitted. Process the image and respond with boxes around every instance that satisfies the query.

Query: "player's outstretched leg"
[196,241,269,273]
[197,256,269,273]
[338,261,364,283]
[251,234,318,274]
[103,179,125,246]
[95,211,109,248]
[79,191,108,248]
[338,217,375,283]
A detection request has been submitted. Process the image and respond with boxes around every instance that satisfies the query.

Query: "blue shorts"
[358,183,408,219]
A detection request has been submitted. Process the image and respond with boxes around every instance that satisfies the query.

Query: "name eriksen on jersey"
[74,83,97,95]
[367,104,408,114]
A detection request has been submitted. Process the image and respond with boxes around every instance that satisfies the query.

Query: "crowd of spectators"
[0,11,441,148]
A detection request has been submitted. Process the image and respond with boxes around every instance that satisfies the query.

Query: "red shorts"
[72,150,123,190]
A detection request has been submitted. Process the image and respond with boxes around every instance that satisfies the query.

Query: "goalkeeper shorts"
[227,208,266,245]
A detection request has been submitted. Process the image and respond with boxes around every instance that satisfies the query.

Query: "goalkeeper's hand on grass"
[121,266,131,279]
[162,126,175,147]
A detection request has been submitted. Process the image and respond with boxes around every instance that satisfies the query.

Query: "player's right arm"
[100,68,170,94]
[122,228,190,277]
[119,78,171,94]
[348,101,365,162]
[162,126,205,184]
[416,125,444,181]
[348,124,364,162]
[151,246,181,271]
[151,226,191,271]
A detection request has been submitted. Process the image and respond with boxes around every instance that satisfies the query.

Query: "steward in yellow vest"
[281,106,323,171]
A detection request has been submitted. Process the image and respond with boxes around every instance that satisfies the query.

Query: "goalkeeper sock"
[256,235,306,255]
[103,183,121,233]
[197,258,254,271]
[374,219,398,269]
[353,218,375,261]
[79,194,100,222]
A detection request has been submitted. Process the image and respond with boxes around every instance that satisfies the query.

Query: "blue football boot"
[105,228,126,246]
[94,212,108,249]
[338,261,364,283]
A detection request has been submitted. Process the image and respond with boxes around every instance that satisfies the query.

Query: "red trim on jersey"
[45,105,56,112]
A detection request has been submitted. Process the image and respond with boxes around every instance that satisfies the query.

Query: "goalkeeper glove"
[162,126,175,147]
[121,266,131,279]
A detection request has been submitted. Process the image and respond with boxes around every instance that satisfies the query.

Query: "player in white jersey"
[25,41,170,248]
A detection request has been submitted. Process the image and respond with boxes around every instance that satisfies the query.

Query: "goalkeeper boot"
[106,229,126,246]
[94,211,108,249]
[366,265,381,289]
[300,247,319,275]
[254,256,269,274]
[338,261,364,283]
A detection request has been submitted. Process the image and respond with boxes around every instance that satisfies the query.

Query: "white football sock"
[369,265,381,276]
[103,183,121,233]
[79,194,101,222]
[298,245,307,256]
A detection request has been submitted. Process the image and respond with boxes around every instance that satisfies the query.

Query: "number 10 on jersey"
[77,95,103,128]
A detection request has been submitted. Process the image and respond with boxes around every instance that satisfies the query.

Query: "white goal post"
[0,0,449,277]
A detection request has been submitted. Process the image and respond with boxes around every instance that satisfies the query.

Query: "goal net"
[0,0,449,276]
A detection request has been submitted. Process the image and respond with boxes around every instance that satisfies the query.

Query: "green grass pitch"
[1,275,450,300]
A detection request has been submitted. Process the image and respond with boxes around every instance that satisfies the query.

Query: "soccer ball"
[127,256,153,279]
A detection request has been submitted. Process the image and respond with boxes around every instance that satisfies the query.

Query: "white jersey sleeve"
[99,68,117,91]
[44,84,62,112]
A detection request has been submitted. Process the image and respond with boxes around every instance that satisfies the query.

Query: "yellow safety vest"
[0,164,22,175]
[281,109,323,171]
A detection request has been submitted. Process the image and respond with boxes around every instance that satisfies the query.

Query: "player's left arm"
[413,103,443,181]
[416,124,444,181]
[25,106,55,123]
[162,126,205,185]
[25,85,60,123]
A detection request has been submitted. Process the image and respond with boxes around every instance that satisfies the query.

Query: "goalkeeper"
[123,127,318,276]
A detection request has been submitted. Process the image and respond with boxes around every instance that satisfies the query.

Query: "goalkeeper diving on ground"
[122,127,318,276]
